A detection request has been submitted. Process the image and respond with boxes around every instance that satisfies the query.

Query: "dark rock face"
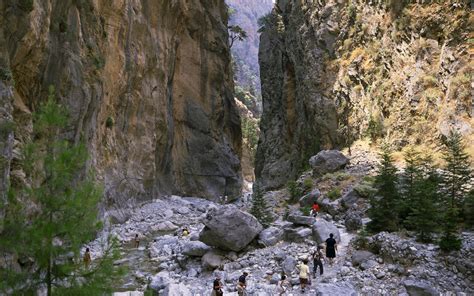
[199,205,263,252]
[1,0,242,209]
[256,0,472,190]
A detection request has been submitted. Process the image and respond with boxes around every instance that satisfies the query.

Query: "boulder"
[309,150,349,176]
[319,198,341,216]
[284,227,313,242]
[344,212,362,231]
[282,256,297,275]
[162,283,192,296]
[259,226,284,246]
[287,215,316,226]
[182,241,211,257]
[199,205,263,252]
[360,259,377,270]
[312,219,340,244]
[201,250,225,270]
[351,250,375,267]
[403,280,439,296]
[299,189,321,207]
[341,189,360,209]
[149,271,171,291]
[315,282,357,296]
[153,221,178,232]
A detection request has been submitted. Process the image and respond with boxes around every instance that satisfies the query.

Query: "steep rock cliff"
[257,0,472,190]
[0,0,242,208]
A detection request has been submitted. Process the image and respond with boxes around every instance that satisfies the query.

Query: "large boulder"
[403,280,439,296]
[284,227,313,243]
[351,250,375,267]
[341,189,360,209]
[315,283,357,296]
[199,205,263,252]
[344,212,362,231]
[282,256,297,274]
[162,283,192,296]
[299,189,321,207]
[182,241,211,257]
[149,271,171,291]
[258,226,284,246]
[309,150,349,176]
[287,215,316,226]
[312,219,341,244]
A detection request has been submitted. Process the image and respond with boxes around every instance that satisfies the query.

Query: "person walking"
[312,246,324,278]
[310,202,320,218]
[325,233,337,266]
[275,274,289,295]
[297,259,310,293]
[237,271,248,296]
[212,275,224,296]
[134,234,140,248]
[83,248,91,269]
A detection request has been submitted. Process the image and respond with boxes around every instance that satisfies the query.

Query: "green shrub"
[354,182,377,198]
[105,116,114,128]
[93,55,105,69]
[303,177,313,191]
[0,67,12,81]
[287,180,302,202]
[322,171,351,181]
[327,187,342,200]
[301,206,311,216]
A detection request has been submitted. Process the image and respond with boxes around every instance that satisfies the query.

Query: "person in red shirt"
[311,202,320,217]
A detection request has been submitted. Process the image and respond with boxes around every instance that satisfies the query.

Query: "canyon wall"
[0,0,242,210]
[256,0,472,190]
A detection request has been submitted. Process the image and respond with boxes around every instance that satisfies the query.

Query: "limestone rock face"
[256,0,472,190]
[1,0,242,208]
[199,205,263,252]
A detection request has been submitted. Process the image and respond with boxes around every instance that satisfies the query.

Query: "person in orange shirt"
[311,202,320,217]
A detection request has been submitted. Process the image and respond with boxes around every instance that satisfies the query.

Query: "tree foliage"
[367,147,400,233]
[228,25,247,48]
[250,185,272,228]
[0,88,124,294]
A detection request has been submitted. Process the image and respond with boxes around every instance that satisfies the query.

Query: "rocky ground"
[86,144,473,296]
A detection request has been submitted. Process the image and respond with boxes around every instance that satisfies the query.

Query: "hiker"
[310,201,320,217]
[134,234,140,248]
[297,259,310,293]
[212,275,224,296]
[312,246,324,278]
[325,233,337,266]
[83,248,91,269]
[182,227,190,237]
[237,271,248,296]
[275,274,289,295]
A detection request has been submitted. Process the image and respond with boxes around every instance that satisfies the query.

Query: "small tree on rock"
[228,25,247,48]
[367,147,400,233]
[250,185,272,228]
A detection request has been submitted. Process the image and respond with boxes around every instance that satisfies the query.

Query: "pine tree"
[250,185,272,228]
[405,155,441,242]
[367,147,400,233]
[399,147,422,227]
[0,89,124,294]
[439,131,472,251]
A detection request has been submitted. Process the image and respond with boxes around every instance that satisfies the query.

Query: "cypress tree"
[0,89,124,294]
[439,131,472,251]
[250,184,272,228]
[367,147,400,233]
[399,147,422,227]
[405,155,441,242]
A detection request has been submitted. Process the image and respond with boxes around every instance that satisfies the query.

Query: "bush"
[0,67,12,81]
[287,180,302,202]
[105,116,114,128]
[327,187,342,200]
[303,178,313,191]
[300,206,311,216]
[18,0,34,12]
[322,171,351,181]
[354,182,377,198]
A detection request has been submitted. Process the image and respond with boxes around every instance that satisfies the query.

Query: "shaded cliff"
[256,0,472,190]
[0,0,242,208]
